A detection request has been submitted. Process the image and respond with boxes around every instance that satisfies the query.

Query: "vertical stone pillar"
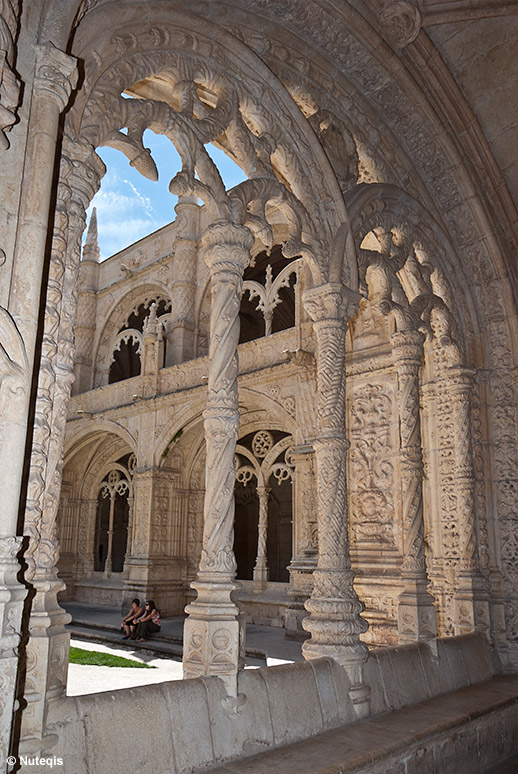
[0,44,77,763]
[449,366,490,635]
[104,492,116,578]
[20,137,103,756]
[183,222,253,700]
[166,195,200,366]
[391,330,438,645]
[286,446,317,640]
[301,283,370,718]
[253,486,270,591]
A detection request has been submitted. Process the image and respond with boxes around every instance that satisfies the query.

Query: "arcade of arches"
[1,0,518,770]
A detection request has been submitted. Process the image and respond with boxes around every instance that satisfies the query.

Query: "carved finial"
[82,208,100,262]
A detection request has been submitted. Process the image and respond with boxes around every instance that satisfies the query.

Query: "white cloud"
[86,173,163,260]
[123,180,155,218]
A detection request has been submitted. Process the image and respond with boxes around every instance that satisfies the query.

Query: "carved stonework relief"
[0,0,21,149]
[348,382,397,548]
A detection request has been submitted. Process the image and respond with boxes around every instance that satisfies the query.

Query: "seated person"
[132,600,161,642]
[121,598,144,640]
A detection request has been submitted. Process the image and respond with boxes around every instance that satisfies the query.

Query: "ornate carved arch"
[66,8,357,290]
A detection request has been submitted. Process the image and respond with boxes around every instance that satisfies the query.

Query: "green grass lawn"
[69,646,156,669]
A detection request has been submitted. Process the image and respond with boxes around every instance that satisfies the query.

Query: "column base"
[398,578,438,646]
[301,571,370,717]
[183,578,245,699]
[20,572,71,754]
[253,560,268,593]
[0,536,26,763]
[454,571,491,638]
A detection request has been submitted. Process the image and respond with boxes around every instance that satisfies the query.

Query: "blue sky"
[85,130,247,260]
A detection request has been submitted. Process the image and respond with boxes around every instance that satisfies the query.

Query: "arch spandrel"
[65,8,357,291]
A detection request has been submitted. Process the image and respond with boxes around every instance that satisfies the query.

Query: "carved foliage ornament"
[0,0,20,149]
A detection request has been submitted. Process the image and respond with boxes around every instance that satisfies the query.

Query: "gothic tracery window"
[108,296,170,383]
[239,246,299,343]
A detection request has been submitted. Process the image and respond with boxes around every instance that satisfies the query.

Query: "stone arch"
[345,183,476,359]
[94,283,172,387]
[57,426,136,594]
[64,6,357,292]
[64,420,137,468]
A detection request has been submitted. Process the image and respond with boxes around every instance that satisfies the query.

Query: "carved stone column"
[391,330,438,645]
[253,486,271,591]
[448,366,490,636]
[20,138,103,756]
[1,43,77,556]
[183,222,253,701]
[286,446,317,641]
[301,283,370,718]
[166,195,200,365]
[0,535,25,763]
[0,45,78,763]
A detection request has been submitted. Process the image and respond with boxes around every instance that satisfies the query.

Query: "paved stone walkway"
[64,600,303,669]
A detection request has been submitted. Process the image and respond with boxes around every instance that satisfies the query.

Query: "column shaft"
[301,283,369,718]
[392,330,437,645]
[449,366,490,636]
[183,222,253,701]
[253,486,270,590]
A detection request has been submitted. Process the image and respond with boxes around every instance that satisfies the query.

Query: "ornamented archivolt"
[96,293,171,386]
[72,19,352,287]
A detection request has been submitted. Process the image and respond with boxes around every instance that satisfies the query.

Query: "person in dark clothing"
[133,600,161,642]
[121,598,143,640]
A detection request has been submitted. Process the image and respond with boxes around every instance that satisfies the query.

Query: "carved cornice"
[34,42,78,112]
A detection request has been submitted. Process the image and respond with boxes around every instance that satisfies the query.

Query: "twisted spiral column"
[301,283,370,718]
[448,366,490,636]
[253,486,270,590]
[391,331,437,645]
[183,222,253,700]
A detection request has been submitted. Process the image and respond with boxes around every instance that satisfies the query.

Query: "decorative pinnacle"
[82,208,100,262]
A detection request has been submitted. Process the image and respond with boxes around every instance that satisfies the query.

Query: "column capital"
[202,221,253,274]
[303,282,360,323]
[391,329,425,363]
[34,42,78,112]
[445,364,477,391]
